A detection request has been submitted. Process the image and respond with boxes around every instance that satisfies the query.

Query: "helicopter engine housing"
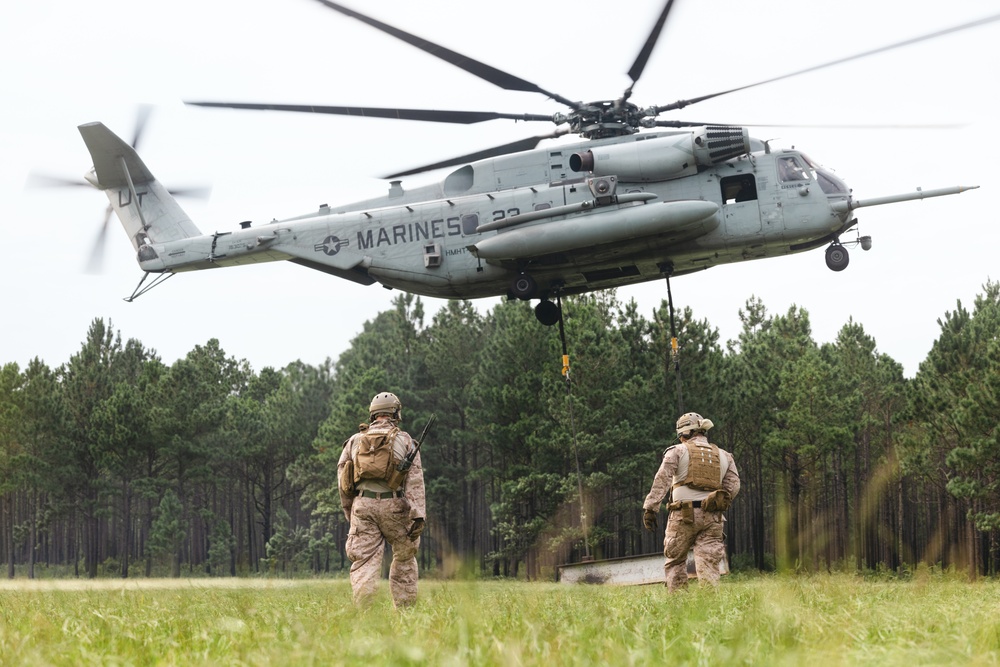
[569,126,750,182]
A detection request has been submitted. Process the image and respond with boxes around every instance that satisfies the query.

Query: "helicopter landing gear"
[510,272,538,300]
[825,243,850,272]
[534,299,561,326]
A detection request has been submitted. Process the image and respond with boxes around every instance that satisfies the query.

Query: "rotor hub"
[567,100,645,139]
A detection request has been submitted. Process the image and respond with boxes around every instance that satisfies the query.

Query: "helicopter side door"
[721,173,764,255]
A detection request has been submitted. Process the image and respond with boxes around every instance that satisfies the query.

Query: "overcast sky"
[2,0,997,378]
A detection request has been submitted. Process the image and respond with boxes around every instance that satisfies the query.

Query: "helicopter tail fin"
[78,122,202,253]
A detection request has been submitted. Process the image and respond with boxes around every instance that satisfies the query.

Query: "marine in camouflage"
[643,419,740,592]
[338,407,426,609]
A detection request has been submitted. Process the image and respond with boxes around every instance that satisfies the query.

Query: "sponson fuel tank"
[468,200,720,260]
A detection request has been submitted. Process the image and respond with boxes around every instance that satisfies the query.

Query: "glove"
[408,518,425,541]
[643,509,657,533]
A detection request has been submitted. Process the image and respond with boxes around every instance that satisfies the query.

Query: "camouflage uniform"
[643,433,740,591]
[338,416,426,608]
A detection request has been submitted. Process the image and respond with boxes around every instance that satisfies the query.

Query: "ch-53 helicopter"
[76,0,991,326]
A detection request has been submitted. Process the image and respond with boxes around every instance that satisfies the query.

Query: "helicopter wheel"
[825,244,850,272]
[534,300,561,326]
[510,273,538,300]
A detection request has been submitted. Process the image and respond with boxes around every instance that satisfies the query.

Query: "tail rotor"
[83,205,115,274]
[26,105,210,273]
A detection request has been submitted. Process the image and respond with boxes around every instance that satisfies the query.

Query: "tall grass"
[1,571,998,665]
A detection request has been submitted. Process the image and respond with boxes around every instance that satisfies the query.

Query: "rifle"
[387,414,435,490]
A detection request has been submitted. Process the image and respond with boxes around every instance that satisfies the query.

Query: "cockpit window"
[777,156,811,182]
[799,152,849,195]
[815,170,849,195]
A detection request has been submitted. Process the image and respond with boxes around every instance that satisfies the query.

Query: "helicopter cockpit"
[788,152,851,196]
[777,155,811,182]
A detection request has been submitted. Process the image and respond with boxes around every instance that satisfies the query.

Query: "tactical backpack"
[353,426,401,485]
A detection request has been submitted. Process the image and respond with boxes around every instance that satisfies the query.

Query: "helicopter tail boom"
[78,122,202,255]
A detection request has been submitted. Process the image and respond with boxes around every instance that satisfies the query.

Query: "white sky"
[2,0,997,377]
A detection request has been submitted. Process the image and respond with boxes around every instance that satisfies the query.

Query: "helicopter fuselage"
[78,119,971,307]
[131,130,854,300]
[78,0,988,311]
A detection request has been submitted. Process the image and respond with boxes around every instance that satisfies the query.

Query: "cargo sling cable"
[557,295,592,562]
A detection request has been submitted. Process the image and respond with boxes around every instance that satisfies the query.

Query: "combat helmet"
[676,412,714,437]
[369,392,402,422]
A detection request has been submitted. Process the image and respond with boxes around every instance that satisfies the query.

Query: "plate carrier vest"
[672,439,723,492]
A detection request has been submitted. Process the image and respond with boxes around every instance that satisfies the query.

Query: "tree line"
[2,283,998,579]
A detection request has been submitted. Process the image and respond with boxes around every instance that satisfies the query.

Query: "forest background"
[1,282,999,581]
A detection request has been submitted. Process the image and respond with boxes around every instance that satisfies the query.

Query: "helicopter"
[75,0,990,326]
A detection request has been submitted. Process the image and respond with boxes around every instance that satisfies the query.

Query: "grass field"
[1,571,998,666]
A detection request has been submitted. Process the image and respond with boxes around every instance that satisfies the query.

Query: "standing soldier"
[338,392,426,608]
[642,412,740,591]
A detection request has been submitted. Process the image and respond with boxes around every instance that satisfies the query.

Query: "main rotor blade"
[186,101,553,125]
[654,119,967,130]
[652,120,731,128]
[733,122,968,130]
[655,11,1000,114]
[626,0,677,88]
[383,130,569,179]
[309,0,579,109]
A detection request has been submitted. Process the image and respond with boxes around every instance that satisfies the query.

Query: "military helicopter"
[76,0,991,326]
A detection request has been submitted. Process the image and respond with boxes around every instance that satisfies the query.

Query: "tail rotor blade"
[84,205,113,274]
[167,185,213,199]
[131,104,154,150]
[25,172,91,190]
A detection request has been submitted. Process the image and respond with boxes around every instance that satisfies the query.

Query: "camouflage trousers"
[346,496,420,608]
[662,507,725,592]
